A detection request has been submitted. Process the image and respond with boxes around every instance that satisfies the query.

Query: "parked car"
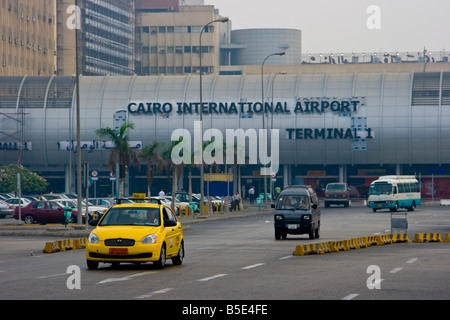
[50,199,107,220]
[324,182,351,207]
[88,198,116,208]
[163,196,189,215]
[42,193,70,201]
[0,199,14,218]
[0,193,14,200]
[5,197,31,208]
[13,200,83,224]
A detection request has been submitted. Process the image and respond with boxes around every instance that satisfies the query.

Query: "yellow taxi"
[86,200,184,270]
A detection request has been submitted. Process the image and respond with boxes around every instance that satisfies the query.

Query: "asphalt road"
[1,202,450,303]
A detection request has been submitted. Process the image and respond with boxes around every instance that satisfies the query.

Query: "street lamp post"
[261,52,285,208]
[199,17,229,216]
[270,71,286,202]
[75,0,83,225]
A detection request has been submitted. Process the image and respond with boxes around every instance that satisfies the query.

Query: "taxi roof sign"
[132,193,146,200]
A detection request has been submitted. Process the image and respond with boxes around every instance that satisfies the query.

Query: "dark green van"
[272,185,321,240]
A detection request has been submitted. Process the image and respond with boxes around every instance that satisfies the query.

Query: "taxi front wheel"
[87,260,99,270]
[172,241,184,265]
[154,243,166,269]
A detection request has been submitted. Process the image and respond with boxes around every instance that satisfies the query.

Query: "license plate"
[287,224,299,229]
[109,248,128,256]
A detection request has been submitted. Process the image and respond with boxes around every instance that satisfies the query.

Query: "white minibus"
[367,176,421,212]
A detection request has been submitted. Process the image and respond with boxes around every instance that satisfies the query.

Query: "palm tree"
[140,141,164,197]
[95,122,139,198]
[162,140,185,213]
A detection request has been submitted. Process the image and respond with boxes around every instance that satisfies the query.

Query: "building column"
[65,165,71,193]
[283,164,291,188]
[339,165,347,183]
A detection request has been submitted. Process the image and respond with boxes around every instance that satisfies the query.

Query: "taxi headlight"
[141,234,158,244]
[88,233,99,244]
[302,215,311,220]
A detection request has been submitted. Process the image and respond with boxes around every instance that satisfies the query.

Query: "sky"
[204,0,450,55]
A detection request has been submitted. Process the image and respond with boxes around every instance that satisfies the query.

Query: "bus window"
[404,183,410,193]
[369,182,392,195]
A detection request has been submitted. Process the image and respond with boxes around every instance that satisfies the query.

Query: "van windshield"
[369,183,392,195]
[326,184,346,191]
[275,195,310,210]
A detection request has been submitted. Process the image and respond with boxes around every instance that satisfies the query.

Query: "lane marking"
[242,263,265,270]
[390,267,403,274]
[36,273,67,279]
[98,271,157,284]
[279,255,293,260]
[198,274,227,282]
[342,294,359,300]
[135,288,174,299]
[407,258,418,264]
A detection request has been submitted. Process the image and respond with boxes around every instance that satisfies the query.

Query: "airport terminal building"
[1,62,450,198]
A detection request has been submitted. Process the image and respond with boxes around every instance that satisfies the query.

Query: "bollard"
[256,198,262,211]
[63,207,72,227]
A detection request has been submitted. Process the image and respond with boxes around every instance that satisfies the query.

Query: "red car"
[14,200,81,225]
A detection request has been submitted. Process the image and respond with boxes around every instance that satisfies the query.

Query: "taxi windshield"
[275,195,310,210]
[99,207,160,226]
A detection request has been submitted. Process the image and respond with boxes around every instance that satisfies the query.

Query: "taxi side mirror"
[89,219,99,226]
[164,220,177,227]
[311,204,318,209]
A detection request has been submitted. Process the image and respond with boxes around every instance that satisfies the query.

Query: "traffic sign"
[90,169,99,181]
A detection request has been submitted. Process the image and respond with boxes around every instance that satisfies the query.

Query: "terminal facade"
[1,62,450,198]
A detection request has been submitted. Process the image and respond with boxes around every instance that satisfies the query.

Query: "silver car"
[0,199,14,218]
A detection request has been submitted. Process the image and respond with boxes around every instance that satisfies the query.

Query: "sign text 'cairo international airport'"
[127,97,374,141]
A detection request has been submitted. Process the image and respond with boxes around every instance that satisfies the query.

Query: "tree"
[0,164,48,193]
[139,141,165,197]
[95,122,139,198]
[162,140,185,213]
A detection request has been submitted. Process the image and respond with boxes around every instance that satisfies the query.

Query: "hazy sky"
[204,0,450,54]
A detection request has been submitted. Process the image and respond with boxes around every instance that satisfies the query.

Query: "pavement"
[0,200,273,238]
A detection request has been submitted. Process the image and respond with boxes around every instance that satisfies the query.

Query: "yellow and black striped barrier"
[293,233,414,256]
[43,237,87,253]
[43,241,61,253]
[73,238,87,249]
[413,233,443,243]
[293,233,450,256]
